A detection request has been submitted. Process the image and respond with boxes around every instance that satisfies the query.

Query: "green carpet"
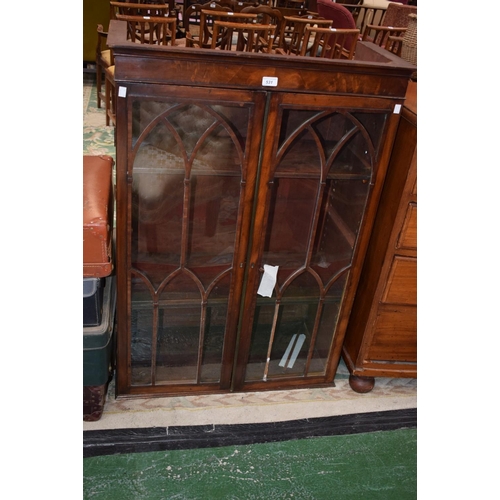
[83,428,416,499]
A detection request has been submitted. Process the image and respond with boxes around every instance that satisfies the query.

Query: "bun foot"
[349,375,375,393]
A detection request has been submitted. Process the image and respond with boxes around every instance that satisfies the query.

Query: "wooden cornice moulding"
[107,20,415,98]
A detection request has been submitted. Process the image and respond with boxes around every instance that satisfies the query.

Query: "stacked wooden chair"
[274,15,333,55]
[115,13,177,44]
[188,9,258,48]
[211,20,277,52]
[299,26,359,59]
[184,1,232,47]
[97,1,179,126]
[95,24,112,110]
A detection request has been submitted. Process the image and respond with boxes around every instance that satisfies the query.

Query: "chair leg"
[110,82,116,126]
[105,77,110,126]
[105,74,116,127]
[96,60,102,108]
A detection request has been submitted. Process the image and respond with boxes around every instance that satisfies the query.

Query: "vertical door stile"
[231,91,276,391]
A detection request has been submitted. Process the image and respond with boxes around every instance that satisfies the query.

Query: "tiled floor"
[83,73,115,159]
[83,373,417,431]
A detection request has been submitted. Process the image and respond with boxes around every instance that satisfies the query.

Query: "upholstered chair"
[316,0,357,30]
[381,2,417,28]
[316,0,357,52]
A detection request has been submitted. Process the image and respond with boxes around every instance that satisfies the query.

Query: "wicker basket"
[401,13,417,80]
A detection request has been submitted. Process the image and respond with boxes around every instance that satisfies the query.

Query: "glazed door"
[233,93,395,391]
[115,84,267,396]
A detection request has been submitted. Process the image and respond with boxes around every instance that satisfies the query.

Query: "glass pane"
[155,304,201,384]
[130,276,153,386]
[276,111,322,177]
[245,273,321,382]
[263,177,318,283]
[312,113,355,160]
[310,178,370,282]
[350,111,387,155]
[156,305,201,384]
[156,273,202,385]
[330,130,371,177]
[186,174,240,287]
[132,166,184,287]
[307,273,348,376]
[200,274,232,383]
[278,109,320,151]
[192,123,243,174]
[267,273,320,378]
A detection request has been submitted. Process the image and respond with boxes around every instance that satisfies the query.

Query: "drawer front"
[397,202,417,251]
[367,305,417,363]
[382,256,416,305]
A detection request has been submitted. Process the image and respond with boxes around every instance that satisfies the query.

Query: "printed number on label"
[262,77,278,87]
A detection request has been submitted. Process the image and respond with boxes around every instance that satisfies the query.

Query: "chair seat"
[100,49,112,67]
[174,38,188,47]
[362,0,391,8]
[83,155,115,278]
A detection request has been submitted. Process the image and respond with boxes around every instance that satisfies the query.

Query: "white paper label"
[394,104,401,114]
[257,264,279,297]
[262,76,278,87]
[118,86,127,98]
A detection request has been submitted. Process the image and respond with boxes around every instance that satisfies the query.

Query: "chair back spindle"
[211,20,277,52]
[115,13,177,46]
[301,26,359,59]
